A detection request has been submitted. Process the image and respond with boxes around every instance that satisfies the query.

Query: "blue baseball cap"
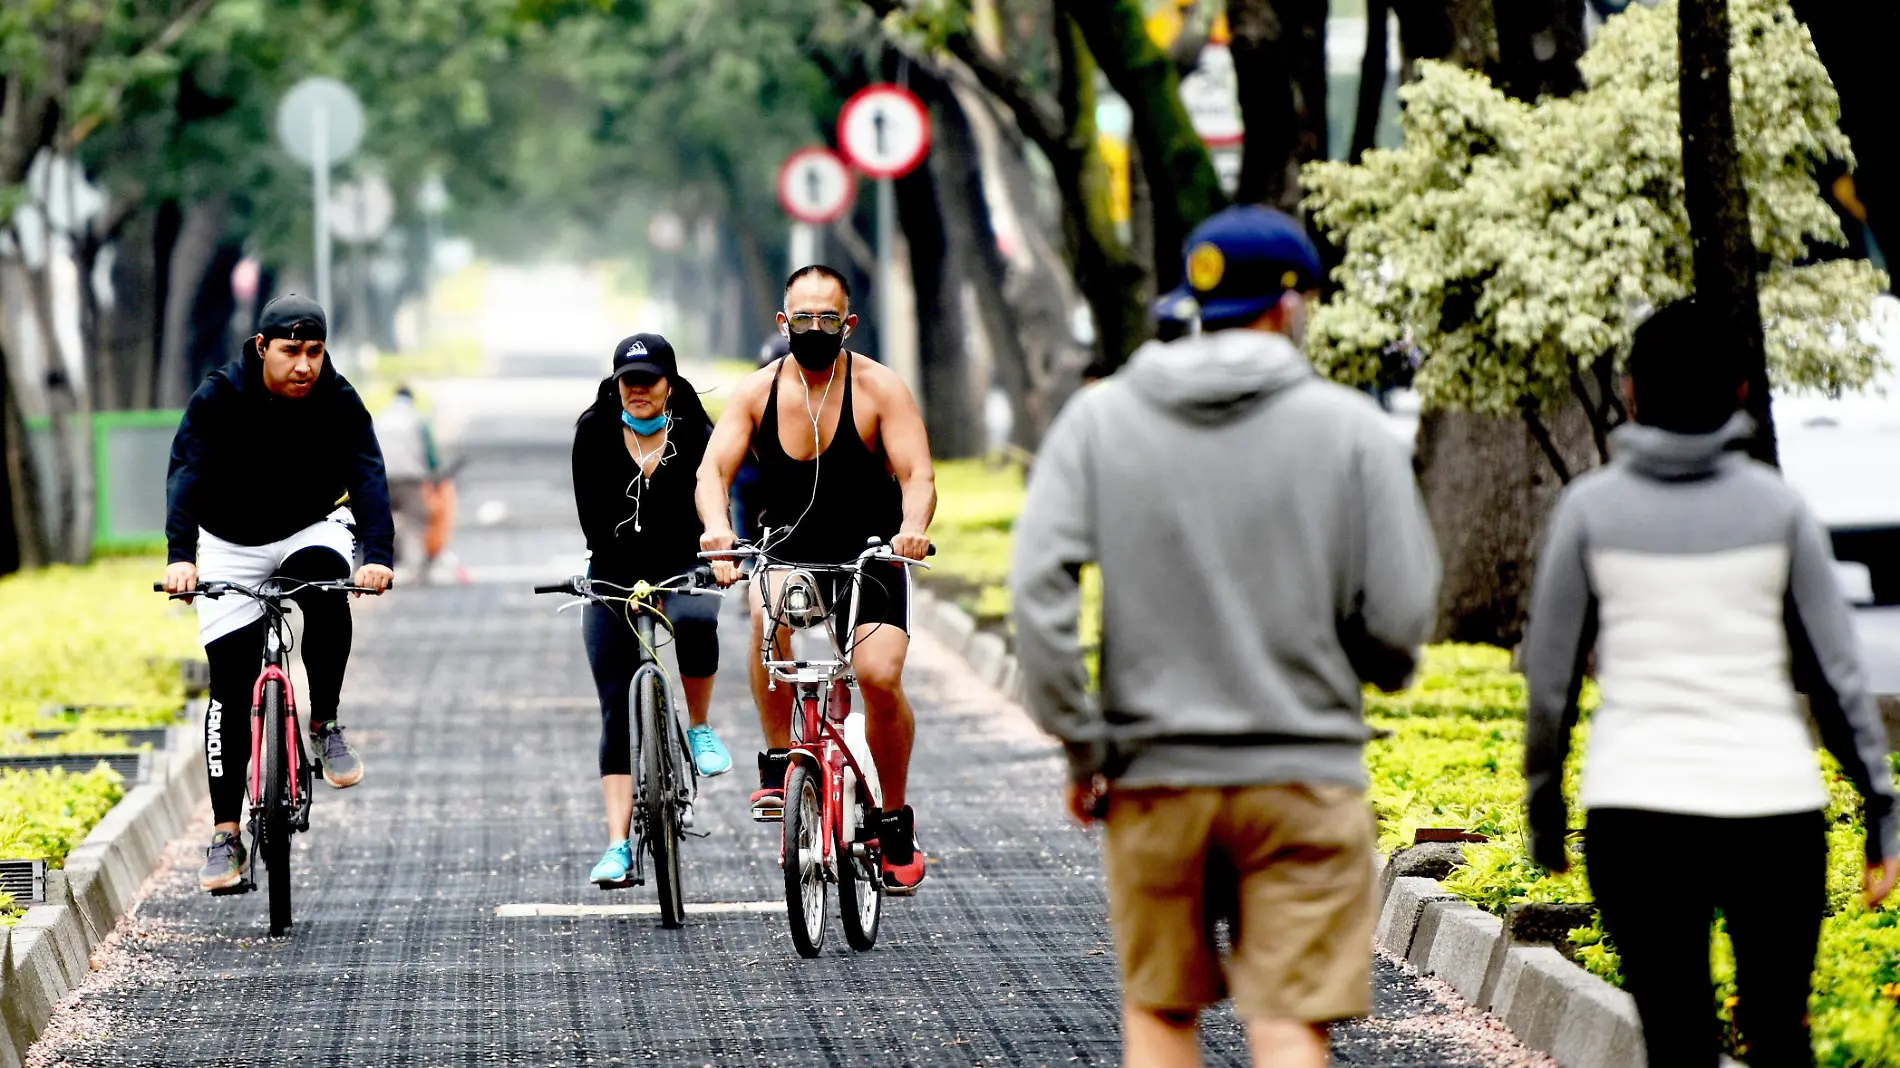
[1155,206,1322,330]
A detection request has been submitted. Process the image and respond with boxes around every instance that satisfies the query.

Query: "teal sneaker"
[590,840,634,888]
[686,724,733,777]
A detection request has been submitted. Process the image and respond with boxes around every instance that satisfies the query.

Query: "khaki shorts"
[1103,783,1377,1023]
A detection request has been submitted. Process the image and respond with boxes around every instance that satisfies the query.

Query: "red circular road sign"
[837,84,931,180]
[777,148,856,224]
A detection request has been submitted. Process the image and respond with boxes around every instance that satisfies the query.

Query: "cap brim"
[614,361,667,379]
[1153,286,1199,322]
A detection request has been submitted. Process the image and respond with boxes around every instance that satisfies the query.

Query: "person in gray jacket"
[1523,298,1898,1068]
[1011,206,1440,1068]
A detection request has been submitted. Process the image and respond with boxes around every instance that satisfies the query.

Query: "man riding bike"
[163,294,395,893]
[696,265,937,892]
[570,333,733,887]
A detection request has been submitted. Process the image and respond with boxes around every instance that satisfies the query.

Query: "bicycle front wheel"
[638,668,685,929]
[259,678,293,937]
[782,763,827,958]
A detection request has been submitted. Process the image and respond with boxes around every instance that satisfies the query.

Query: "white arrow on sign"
[837,84,931,180]
[777,148,855,225]
[329,174,395,243]
[1180,44,1244,148]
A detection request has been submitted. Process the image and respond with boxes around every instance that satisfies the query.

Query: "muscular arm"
[867,361,936,554]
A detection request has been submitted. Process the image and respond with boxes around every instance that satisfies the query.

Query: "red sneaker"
[878,806,926,895]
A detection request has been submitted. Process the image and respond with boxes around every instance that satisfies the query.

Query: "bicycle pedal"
[594,877,641,890]
[208,879,255,897]
[750,804,785,823]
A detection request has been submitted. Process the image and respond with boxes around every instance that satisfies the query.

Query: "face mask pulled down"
[787,325,844,371]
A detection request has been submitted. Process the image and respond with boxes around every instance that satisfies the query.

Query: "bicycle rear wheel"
[259,678,293,937]
[837,775,881,952]
[782,763,827,957]
[639,668,685,929]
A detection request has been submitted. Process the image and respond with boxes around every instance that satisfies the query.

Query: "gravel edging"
[908,590,1747,1068]
[0,712,206,1068]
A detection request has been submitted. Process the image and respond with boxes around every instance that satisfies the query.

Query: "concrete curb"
[1,709,206,1062]
[909,597,1690,1068]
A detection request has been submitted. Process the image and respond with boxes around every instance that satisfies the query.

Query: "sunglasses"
[786,312,846,335]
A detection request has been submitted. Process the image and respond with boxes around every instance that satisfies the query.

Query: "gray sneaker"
[200,830,247,891]
[314,723,364,789]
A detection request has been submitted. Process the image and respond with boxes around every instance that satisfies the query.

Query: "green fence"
[23,411,184,554]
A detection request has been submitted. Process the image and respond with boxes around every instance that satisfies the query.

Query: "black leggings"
[204,547,353,825]
[583,596,718,777]
[1586,808,1827,1068]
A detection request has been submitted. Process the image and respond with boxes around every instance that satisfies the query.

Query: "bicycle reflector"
[777,571,828,628]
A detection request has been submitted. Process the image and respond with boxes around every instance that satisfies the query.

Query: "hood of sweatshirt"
[1609,412,1753,481]
[1121,329,1312,425]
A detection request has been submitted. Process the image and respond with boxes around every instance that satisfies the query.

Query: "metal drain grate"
[0,751,151,782]
[0,859,47,906]
[28,727,171,749]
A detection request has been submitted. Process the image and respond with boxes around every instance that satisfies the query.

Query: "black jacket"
[572,406,710,587]
[166,346,394,567]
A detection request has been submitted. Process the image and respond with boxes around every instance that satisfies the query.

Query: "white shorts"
[195,510,356,643]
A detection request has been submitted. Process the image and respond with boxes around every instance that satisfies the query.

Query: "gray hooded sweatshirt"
[1010,329,1440,788]
[1523,414,1898,867]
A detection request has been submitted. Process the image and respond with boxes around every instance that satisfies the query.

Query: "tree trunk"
[1352,0,1392,163]
[156,195,229,407]
[1056,15,1154,370]
[1414,403,1597,645]
[951,82,1090,449]
[896,74,981,459]
[1679,0,1775,464]
[1787,0,1900,272]
[1393,0,1496,81]
[1494,0,1584,100]
[1230,0,1302,205]
[1066,0,1227,291]
[0,337,25,574]
[16,247,93,565]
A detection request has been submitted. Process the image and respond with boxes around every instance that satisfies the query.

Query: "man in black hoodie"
[163,294,394,892]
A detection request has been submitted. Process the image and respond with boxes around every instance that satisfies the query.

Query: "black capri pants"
[582,594,719,777]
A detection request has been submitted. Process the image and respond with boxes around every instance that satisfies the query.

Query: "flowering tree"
[1302,0,1887,478]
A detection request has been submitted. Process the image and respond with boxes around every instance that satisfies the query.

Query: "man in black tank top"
[696,265,938,892]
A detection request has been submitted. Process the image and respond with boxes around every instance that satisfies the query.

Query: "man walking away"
[1523,298,1898,1068]
[1011,206,1441,1068]
[375,385,440,582]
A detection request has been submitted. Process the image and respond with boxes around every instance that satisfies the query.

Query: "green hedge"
[0,557,197,924]
[1378,646,1900,1067]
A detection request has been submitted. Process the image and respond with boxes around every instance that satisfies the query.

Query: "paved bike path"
[28,409,1549,1068]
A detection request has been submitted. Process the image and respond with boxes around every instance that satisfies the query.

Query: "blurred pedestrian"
[1522,298,1899,1068]
[375,384,441,581]
[1010,206,1441,1068]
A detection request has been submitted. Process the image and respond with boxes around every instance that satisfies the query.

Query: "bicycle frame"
[247,619,302,817]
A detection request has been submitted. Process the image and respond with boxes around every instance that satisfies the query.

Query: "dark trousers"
[582,596,719,777]
[204,547,353,824]
[1586,808,1827,1068]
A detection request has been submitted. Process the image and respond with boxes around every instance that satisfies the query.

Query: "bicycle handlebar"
[532,565,719,602]
[153,579,383,601]
[698,538,936,569]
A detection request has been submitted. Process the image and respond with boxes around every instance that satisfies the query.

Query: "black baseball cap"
[257,294,327,341]
[612,333,677,380]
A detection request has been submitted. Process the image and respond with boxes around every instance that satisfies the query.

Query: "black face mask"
[787,327,844,371]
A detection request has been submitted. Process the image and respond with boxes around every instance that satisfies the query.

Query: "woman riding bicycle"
[571,333,732,887]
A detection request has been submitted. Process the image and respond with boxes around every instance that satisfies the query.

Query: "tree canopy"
[1303,0,1887,461]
